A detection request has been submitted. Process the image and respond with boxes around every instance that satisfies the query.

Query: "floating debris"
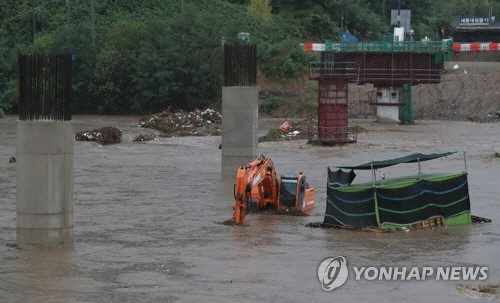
[260,119,315,142]
[305,222,391,233]
[280,121,292,132]
[457,283,500,300]
[133,133,156,142]
[217,219,237,226]
[246,203,308,216]
[5,242,17,248]
[139,108,222,137]
[215,219,249,226]
[75,126,122,145]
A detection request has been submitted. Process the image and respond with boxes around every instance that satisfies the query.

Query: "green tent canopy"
[334,151,457,170]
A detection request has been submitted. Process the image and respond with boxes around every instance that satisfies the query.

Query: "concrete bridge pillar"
[17,121,74,249]
[17,53,73,249]
[221,44,258,178]
[221,87,259,178]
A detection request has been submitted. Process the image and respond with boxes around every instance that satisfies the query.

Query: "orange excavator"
[233,156,315,224]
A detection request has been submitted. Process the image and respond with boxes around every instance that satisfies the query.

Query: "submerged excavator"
[233,156,315,224]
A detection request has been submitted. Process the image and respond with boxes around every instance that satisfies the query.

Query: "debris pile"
[457,283,500,300]
[133,133,156,142]
[75,126,122,145]
[481,111,500,123]
[246,203,308,216]
[259,119,316,142]
[139,108,222,137]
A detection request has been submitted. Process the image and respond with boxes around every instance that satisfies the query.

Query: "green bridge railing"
[325,40,452,53]
[324,40,453,63]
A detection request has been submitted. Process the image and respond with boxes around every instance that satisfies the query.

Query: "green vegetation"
[260,96,282,113]
[0,0,498,114]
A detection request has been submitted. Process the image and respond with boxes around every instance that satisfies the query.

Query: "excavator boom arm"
[233,156,279,224]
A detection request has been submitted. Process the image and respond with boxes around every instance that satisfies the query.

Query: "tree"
[248,0,272,27]
[257,38,312,80]
[31,23,98,112]
[133,6,225,112]
[0,28,17,112]
[93,20,147,114]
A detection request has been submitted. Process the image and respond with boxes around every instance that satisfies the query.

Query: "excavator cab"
[279,173,315,212]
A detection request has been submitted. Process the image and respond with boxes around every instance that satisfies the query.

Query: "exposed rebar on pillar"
[17,53,73,249]
[221,44,258,178]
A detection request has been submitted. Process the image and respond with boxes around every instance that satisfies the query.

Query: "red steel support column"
[317,78,351,144]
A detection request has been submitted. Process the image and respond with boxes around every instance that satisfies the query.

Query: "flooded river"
[0,115,499,302]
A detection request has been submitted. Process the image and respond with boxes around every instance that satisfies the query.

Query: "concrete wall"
[221,86,259,178]
[376,88,400,122]
[17,121,73,249]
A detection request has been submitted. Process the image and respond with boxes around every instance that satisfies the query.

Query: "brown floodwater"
[0,115,499,302]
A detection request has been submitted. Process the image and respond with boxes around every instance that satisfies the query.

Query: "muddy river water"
[0,115,499,302]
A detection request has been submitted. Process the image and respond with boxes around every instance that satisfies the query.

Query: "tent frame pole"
[371,164,375,186]
[463,151,467,173]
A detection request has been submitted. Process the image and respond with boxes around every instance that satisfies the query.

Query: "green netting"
[376,173,466,189]
[329,183,373,192]
[377,195,469,214]
[325,172,471,230]
[445,211,472,225]
[330,173,466,192]
[379,215,444,230]
[326,198,376,217]
[380,211,471,230]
